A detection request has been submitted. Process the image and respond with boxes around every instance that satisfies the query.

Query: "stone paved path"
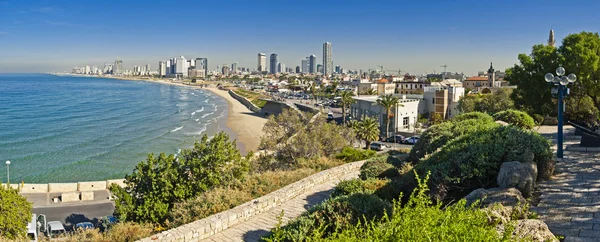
[534,151,600,242]
[200,171,359,242]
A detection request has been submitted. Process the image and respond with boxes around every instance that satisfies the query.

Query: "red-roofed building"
[463,76,489,88]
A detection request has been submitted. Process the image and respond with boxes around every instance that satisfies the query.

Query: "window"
[403,117,409,129]
[432,98,435,104]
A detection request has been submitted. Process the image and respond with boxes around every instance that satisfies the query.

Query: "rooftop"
[465,76,488,81]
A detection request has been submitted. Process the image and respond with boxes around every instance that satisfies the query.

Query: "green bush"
[331,178,390,198]
[452,111,495,123]
[265,172,508,242]
[531,113,545,125]
[415,125,553,202]
[264,193,392,241]
[408,114,498,163]
[0,185,32,240]
[335,147,376,162]
[359,159,399,180]
[493,109,535,129]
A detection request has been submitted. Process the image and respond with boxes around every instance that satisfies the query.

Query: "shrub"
[264,193,392,241]
[408,115,498,163]
[0,185,32,240]
[415,125,553,202]
[542,116,558,125]
[359,159,399,180]
[493,109,535,129]
[103,222,154,242]
[531,113,545,125]
[335,147,376,162]
[331,178,390,198]
[452,111,495,123]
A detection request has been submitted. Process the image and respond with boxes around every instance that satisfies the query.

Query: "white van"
[27,214,37,242]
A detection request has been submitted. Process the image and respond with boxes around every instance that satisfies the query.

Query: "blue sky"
[1,0,599,75]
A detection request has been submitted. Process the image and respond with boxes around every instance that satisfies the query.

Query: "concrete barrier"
[78,181,107,191]
[139,159,366,241]
[61,192,80,202]
[81,191,94,201]
[106,179,126,188]
[48,183,78,193]
[20,184,49,194]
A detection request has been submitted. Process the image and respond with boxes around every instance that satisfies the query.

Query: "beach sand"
[78,75,267,154]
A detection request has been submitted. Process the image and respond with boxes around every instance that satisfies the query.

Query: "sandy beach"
[60,74,266,154]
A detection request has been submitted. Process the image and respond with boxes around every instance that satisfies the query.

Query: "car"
[46,221,66,238]
[403,136,420,145]
[74,222,95,231]
[327,113,334,120]
[385,135,405,143]
[369,142,386,151]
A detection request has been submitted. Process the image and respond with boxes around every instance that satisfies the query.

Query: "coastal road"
[33,202,114,230]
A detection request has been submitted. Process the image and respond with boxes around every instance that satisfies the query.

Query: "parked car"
[327,112,334,121]
[403,136,420,145]
[385,135,405,143]
[75,222,95,231]
[46,221,66,238]
[369,142,386,151]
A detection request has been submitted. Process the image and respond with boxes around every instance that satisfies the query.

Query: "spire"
[548,28,555,47]
[488,62,494,73]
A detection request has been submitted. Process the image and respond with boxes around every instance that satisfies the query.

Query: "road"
[33,202,114,230]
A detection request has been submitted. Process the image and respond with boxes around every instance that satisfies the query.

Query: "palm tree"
[355,117,380,149]
[377,94,403,138]
[339,90,356,125]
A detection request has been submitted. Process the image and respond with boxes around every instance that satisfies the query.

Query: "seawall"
[139,159,366,241]
[4,179,126,193]
[228,90,261,113]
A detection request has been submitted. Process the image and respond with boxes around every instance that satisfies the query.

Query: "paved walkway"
[534,151,600,242]
[199,171,360,242]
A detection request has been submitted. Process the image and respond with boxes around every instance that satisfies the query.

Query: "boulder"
[497,161,537,197]
[495,120,509,126]
[464,187,526,207]
[497,219,558,242]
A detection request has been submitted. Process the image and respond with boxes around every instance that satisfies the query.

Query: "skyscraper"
[278,63,286,73]
[308,55,316,74]
[295,66,300,73]
[258,53,266,72]
[113,60,123,75]
[196,58,208,77]
[301,59,308,73]
[270,53,278,74]
[159,61,166,76]
[323,42,332,76]
[335,65,340,74]
[317,64,323,74]
[231,62,238,73]
[175,56,188,78]
[548,28,555,47]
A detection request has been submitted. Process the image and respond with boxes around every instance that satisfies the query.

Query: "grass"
[232,88,269,108]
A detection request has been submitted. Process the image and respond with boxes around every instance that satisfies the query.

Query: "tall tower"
[270,53,278,74]
[308,55,317,74]
[487,62,496,88]
[257,53,266,72]
[323,42,332,76]
[548,28,555,47]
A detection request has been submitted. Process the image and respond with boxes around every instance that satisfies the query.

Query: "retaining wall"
[228,90,261,113]
[294,103,321,114]
[16,179,126,194]
[139,160,366,242]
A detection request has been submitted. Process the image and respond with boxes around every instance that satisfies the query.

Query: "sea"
[0,74,230,183]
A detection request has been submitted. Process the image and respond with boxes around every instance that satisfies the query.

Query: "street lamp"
[545,67,577,159]
[5,160,10,184]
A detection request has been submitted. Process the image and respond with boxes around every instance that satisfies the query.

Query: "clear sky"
[1,0,599,75]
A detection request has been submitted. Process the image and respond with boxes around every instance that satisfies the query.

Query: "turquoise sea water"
[0,74,230,183]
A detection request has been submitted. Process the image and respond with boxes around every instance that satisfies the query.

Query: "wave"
[170,126,184,132]
[200,110,216,119]
[190,107,205,117]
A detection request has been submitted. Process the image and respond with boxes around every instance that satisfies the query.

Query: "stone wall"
[228,90,261,113]
[294,102,322,114]
[139,160,366,242]
[15,179,126,194]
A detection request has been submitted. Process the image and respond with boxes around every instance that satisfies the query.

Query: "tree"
[110,132,249,224]
[0,185,32,240]
[354,117,380,149]
[376,94,402,138]
[430,113,443,125]
[340,90,356,125]
[457,89,514,114]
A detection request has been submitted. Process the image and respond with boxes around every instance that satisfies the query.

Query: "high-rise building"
[270,53,278,74]
[222,64,230,75]
[323,42,332,76]
[548,28,555,47]
[159,61,167,76]
[301,59,309,73]
[231,62,238,73]
[196,58,208,77]
[317,64,323,74]
[335,65,340,74]
[113,60,123,75]
[84,65,90,74]
[308,55,316,74]
[295,66,300,73]
[175,56,188,77]
[278,63,286,73]
[258,53,266,72]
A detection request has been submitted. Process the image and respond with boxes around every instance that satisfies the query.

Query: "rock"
[497,219,558,242]
[464,187,526,207]
[482,203,529,225]
[495,120,509,126]
[497,161,537,197]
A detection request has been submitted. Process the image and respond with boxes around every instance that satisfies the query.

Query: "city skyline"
[1,0,600,75]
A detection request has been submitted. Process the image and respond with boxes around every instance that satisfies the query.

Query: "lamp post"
[545,67,577,159]
[5,160,10,184]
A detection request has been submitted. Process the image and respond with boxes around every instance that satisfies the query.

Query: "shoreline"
[53,73,266,155]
